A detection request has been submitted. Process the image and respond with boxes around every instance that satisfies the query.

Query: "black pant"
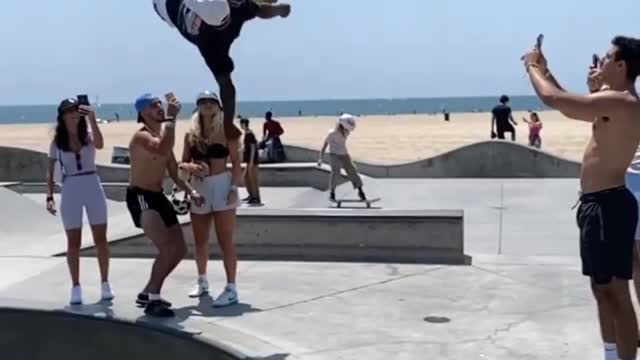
[576,186,638,284]
[497,123,515,141]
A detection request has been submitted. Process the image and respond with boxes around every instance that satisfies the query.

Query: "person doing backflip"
[151,0,291,140]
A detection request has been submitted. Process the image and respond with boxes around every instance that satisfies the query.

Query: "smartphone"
[592,54,600,67]
[536,34,544,50]
[77,94,90,106]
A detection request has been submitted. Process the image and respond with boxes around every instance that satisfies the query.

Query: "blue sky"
[1,0,639,105]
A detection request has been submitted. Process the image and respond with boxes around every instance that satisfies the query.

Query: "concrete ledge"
[0,307,243,360]
[80,209,468,265]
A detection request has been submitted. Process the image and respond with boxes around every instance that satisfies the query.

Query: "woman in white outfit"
[179,91,241,307]
[46,98,113,305]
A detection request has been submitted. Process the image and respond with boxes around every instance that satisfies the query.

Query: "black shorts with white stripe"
[126,186,179,229]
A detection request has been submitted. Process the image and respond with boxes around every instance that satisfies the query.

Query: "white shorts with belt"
[626,170,640,240]
[190,172,239,214]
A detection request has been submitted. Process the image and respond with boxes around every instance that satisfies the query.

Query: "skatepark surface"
[0,144,605,359]
[0,172,607,359]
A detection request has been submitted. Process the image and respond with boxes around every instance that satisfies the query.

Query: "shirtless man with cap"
[523,35,640,360]
[126,93,204,317]
[151,0,291,140]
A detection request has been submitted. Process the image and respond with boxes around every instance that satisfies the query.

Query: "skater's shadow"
[61,300,115,319]
[172,294,262,321]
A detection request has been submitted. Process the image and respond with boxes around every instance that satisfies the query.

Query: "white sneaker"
[101,282,115,301]
[188,277,209,298]
[212,285,238,308]
[70,285,82,305]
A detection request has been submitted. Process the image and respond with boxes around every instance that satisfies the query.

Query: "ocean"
[0,96,547,125]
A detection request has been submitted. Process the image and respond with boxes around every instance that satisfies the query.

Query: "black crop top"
[191,143,230,160]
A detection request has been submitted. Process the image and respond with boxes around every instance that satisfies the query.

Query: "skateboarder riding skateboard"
[318,114,367,202]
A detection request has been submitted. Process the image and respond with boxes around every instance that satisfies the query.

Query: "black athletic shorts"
[126,186,179,229]
[496,123,515,139]
[576,186,638,284]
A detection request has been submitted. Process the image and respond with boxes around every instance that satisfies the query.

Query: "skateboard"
[331,197,381,208]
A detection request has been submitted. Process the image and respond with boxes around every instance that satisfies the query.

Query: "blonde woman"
[179,91,242,307]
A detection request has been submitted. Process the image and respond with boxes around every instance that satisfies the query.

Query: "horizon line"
[0,94,539,107]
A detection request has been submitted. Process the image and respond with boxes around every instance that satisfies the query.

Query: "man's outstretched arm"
[215,73,242,140]
[528,65,626,122]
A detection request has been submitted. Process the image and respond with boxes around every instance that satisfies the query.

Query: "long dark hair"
[54,112,89,152]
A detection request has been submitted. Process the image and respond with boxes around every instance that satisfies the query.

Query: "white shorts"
[60,174,108,230]
[625,171,640,241]
[190,172,239,215]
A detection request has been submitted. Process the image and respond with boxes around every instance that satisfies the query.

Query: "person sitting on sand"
[522,112,543,148]
[318,114,367,201]
[46,98,113,305]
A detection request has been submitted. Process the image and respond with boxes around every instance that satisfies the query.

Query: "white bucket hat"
[337,113,356,132]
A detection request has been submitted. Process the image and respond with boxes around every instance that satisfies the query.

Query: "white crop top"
[48,140,97,177]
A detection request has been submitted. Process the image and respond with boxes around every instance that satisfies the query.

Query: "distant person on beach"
[261,111,286,162]
[126,93,204,317]
[491,95,517,140]
[240,117,261,204]
[46,98,113,305]
[152,0,291,140]
[522,112,543,148]
[318,114,367,201]
[524,35,640,360]
[179,91,241,307]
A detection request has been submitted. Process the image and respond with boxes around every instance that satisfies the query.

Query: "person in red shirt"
[261,111,286,162]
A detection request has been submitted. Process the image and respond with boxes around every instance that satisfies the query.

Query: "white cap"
[196,90,220,104]
[184,0,230,28]
[337,113,356,132]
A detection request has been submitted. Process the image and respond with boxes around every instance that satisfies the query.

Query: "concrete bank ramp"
[0,308,242,359]
[283,141,581,178]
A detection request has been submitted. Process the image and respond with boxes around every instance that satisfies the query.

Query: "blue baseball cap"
[135,93,161,113]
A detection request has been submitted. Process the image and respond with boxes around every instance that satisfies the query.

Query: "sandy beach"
[0,110,591,165]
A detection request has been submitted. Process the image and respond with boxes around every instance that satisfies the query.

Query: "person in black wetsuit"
[491,95,518,141]
[152,0,291,141]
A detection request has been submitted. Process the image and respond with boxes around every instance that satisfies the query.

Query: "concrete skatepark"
[0,143,606,359]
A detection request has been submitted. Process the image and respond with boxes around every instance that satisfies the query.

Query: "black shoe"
[144,300,175,318]
[248,198,262,205]
[242,196,251,202]
[136,293,172,308]
[358,188,367,201]
[330,192,336,201]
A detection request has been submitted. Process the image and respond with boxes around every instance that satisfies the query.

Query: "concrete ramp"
[0,146,129,183]
[283,141,581,178]
[0,188,63,255]
[0,308,241,359]
[80,208,468,265]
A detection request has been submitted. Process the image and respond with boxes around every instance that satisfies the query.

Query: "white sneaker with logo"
[101,282,115,301]
[188,277,209,298]
[212,285,238,308]
[70,285,82,305]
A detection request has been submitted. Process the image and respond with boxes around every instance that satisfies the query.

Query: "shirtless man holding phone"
[126,92,205,317]
[523,35,640,360]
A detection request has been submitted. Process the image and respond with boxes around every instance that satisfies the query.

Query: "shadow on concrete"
[171,295,263,321]
[60,300,115,319]
[250,354,291,360]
